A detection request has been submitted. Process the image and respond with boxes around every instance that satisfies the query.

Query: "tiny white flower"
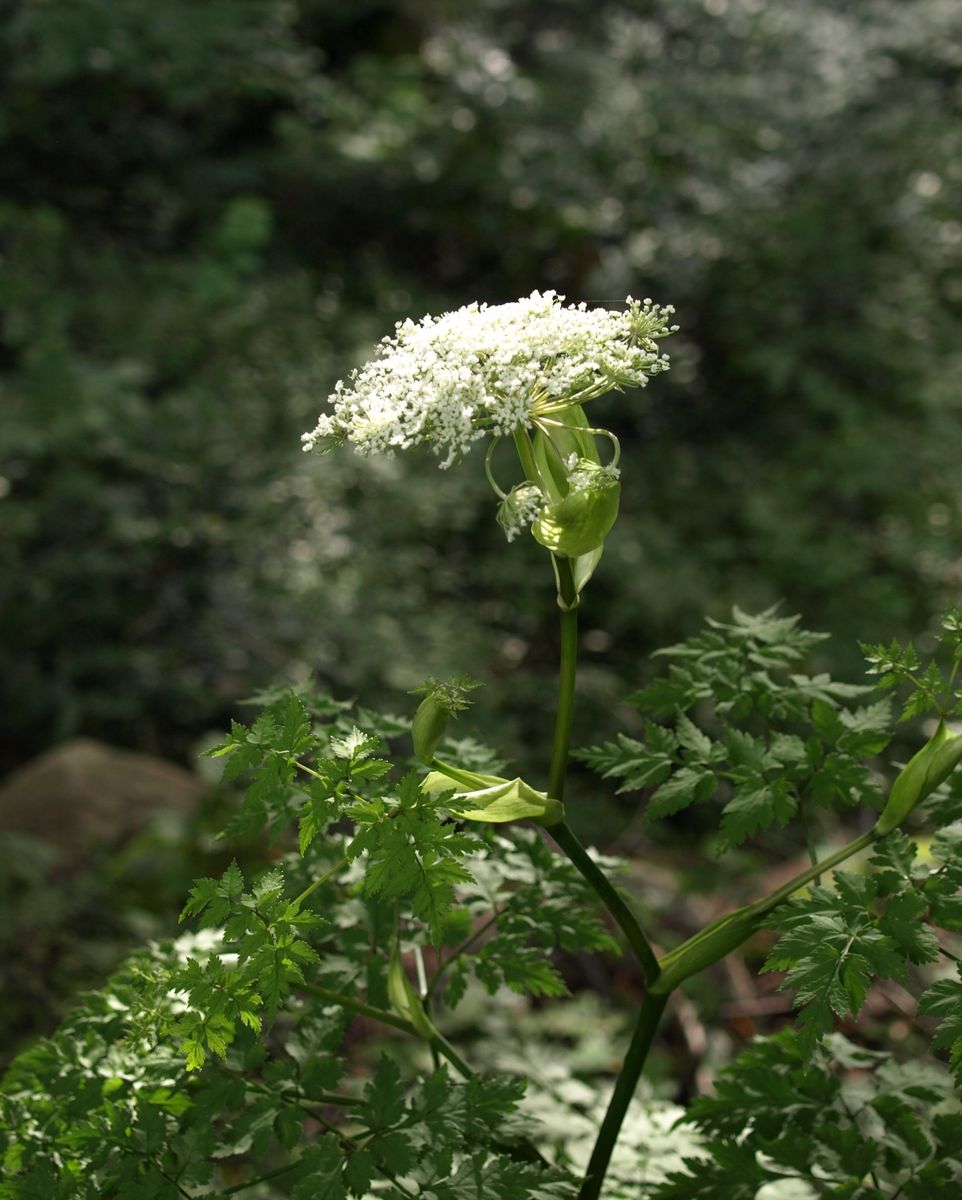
[566,456,621,495]
[303,291,676,468]
[496,482,546,542]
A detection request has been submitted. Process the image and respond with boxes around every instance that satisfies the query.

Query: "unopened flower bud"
[411,696,449,767]
[409,676,481,766]
[875,721,962,836]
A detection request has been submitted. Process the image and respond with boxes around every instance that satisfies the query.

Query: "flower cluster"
[563,453,621,495]
[303,291,676,468]
[497,482,547,542]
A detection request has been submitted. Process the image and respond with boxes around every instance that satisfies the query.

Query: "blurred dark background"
[4,0,962,775]
[2,0,962,1054]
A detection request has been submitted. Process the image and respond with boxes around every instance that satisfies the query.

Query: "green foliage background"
[3,0,962,779]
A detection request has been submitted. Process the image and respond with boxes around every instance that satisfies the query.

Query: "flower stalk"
[538,532,666,1196]
[548,555,579,800]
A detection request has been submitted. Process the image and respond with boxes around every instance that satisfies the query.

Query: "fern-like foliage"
[0,691,610,1198]
[650,1029,962,1200]
[0,940,575,1199]
[7,611,962,1198]
[761,821,962,1068]
[577,606,887,850]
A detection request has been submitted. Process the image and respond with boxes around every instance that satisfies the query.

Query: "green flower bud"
[411,696,449,767]
[875,720,962,836]
[422,765,564,827]
[387,944,438,1040]
[409,676,481,766]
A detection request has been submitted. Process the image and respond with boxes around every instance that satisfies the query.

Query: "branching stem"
[653,828,879,994]
[535,532,665,1196]
[550,822,661,986]
[302,980,417,1033]
[541,553,661,982]
[300,980,473,1077]
[293,855,349,907]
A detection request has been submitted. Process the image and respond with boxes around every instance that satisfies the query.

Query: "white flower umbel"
[496,482,546,542]
[303,291,676,468]
[563,453,621,494]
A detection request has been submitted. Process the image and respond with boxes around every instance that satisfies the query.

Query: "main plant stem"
[578,992,669,1200]
[576,829,880,1196]
[550,822,661,984]
[529,491,885,1194]
[539,551,666,1197]
[514,426,666,1194]
[548,557,579,802]
[542,557,660,982]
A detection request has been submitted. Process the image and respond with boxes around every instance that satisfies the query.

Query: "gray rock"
[0,738,204,862]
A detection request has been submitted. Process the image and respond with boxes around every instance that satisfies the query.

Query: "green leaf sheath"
[652,828,879,995]
[876,721,962,835]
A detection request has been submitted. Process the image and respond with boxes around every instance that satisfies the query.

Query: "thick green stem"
[576,823,878,1193]
[548,558,579,802]
[430,1030,474,1079]
[543,554,660,982]
[578,992,669,1200]
[519,421,666,1186]
[550,821,661,986]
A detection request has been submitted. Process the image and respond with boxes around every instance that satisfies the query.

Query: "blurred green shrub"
[2,0,961,784]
